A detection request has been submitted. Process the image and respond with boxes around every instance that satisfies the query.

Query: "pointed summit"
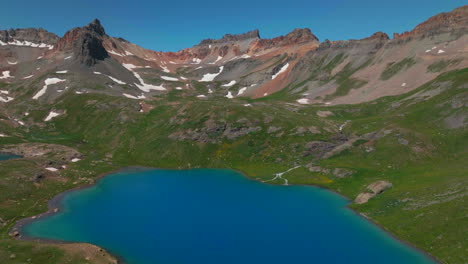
[84,19,106,36]
[283,28,319,44]
[54,19,108,66]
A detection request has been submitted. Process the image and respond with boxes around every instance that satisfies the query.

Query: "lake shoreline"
[12,166,441,264]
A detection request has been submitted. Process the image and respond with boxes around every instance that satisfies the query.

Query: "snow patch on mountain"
[237,87,247,96]
[161,76,179,81]
[161,66,170,73]
[0,71,12,79]
[33,78,66,100]
[107,76,126,85]
[214,56,223,63]
[0,39,53,49]
[191,58,202,64]
[107,50,124,56]
[44,111,62,121]
[123,63,166,92]
[0,95,14,102]
[272,63,289,80]
[123,93,146,99]
[222,80,236,87]
[200,66,224,82]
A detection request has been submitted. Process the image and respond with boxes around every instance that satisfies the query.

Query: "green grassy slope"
[0,69,467,264]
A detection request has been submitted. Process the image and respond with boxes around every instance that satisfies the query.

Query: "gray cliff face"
[0,28,59,45]
[198,29,261,46]
[53,19,109,66]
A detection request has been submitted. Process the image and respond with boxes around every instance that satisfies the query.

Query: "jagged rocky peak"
[394,5,468,39]
[54,18,109,66]
[84,19,106,36]
[362,31,390,41]
[250,28,319,52]
[199,29,260,45]
[0,28,59,45]
[284,28,319,43]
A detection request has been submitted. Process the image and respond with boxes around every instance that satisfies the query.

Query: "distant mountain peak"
[284,28,319,43]
[84,18,106,36]
[198,29,260,46]
[362,31,390,41]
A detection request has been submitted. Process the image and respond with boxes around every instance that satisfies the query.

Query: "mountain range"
[0,5,466,105]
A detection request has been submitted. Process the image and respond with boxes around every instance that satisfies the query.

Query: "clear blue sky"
[1,0,465,51]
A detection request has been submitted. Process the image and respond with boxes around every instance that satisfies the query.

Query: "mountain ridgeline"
[0,5,466,104]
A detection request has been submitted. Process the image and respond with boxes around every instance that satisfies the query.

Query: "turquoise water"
[0,153,21,161]
[23,168,435,264]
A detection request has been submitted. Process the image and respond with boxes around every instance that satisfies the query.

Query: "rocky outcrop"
[250,28,319,52]
[362,31,390,41]
[0,28,59,45]
[393,5,468,39]
[316,31,389,52]
[53,19,109,66]
[302,141,337,158]
[168,120,262,143]
[355,180,393,204]
[332,168,354,178]
[199,29,260,45]
[0,143,80,160]
[306,164,354,178]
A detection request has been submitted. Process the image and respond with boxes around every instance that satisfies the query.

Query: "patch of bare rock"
[316,110,334,117]
[355,180,393,204]
[306,163,355,178]
[0,143,80,159]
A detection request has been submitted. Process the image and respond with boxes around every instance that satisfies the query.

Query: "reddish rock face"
[362,32,390,41]
[394,5,468,39]
[161,28,319,63]
[250,28,319,53]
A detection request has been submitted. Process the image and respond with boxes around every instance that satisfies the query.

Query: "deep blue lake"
[22,168,435,264]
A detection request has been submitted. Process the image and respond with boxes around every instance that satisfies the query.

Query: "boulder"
[355,180,393,204]
[367,180,393,194]
[355,193,376,204]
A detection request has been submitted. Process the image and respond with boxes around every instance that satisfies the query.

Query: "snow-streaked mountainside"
[0,5,467,106]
